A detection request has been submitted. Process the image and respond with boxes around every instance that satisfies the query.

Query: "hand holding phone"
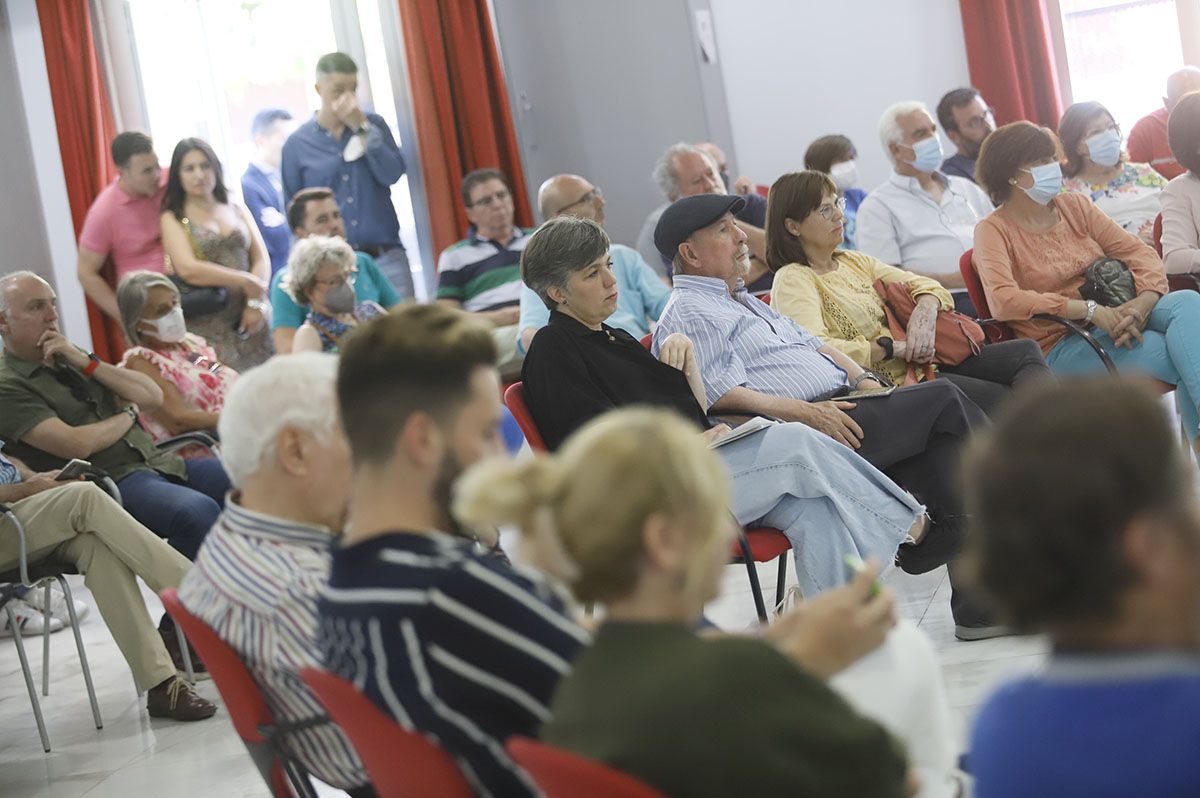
[54,459,92,481]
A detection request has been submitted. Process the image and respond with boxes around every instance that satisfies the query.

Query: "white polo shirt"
[855,170,994,283]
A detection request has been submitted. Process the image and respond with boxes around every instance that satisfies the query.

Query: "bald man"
[517,174,670,351]
[1129,66,1200,179]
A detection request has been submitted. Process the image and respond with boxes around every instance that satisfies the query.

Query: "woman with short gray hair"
[118,270,238,453]
[283,235,385,353]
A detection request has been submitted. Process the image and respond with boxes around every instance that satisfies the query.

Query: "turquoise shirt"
[518,244,670,353]
[270,250,401,330]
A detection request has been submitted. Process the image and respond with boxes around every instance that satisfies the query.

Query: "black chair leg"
[775,555,787,608]
[736,532,768,623]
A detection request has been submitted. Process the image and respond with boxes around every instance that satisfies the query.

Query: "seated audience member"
[116,271,238,451]
[517,174,670,351]
[0,272,229,560]
[0,447,214,719]
[936,87,996,183]
[282,52,413,298]
[636,142,774,293]
[856,101,995,315]
[973,122,1200,439]
[652,195,1000,639]
[77,132,168,321]
[435,168,530,378]
[160,137,273,372]
[696,140,755,196]
[318,305,590,798]
[1128,66,1200,180]
[241,108,294,276]
[179,353,371,796]
[767,170,1050,414]
[804,134,868,249]
[1060,101,1167,245]
[1160,91,1200,274]
[521,216,926,596]
[283,236,385,353]
[269,188,401,353]
[454,409,913,798]
[967,380,1200,798]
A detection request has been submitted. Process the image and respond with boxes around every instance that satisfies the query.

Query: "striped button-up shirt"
[653,274,848,405]
[178,499,367,790]
[318,531,590,798]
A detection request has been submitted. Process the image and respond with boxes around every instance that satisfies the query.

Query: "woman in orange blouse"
[973,121,1200,438]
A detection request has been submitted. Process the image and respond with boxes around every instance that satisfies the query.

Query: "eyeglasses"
[815,196,847,221]
[962,108,996,132]
[469,189,511,208]
[555,186,602,215]
[314,271,357,289]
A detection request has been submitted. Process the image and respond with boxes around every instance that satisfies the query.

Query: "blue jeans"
[1046,290,1200,438]
[718,422,923,596]
[116,458,229,560]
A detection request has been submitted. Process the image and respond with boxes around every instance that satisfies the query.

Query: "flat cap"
[654,194,746,260]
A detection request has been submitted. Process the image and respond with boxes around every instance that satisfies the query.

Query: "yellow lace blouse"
[772,250,953,383]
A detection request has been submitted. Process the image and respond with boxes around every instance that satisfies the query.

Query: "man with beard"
[936,88,996,183]
[317,305,590,798]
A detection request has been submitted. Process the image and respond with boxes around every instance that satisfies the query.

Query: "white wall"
[709,0,971,192]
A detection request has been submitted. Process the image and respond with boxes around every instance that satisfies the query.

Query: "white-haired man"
[856,101,994,314]
[178,354,371,796]
[635,142,773,293]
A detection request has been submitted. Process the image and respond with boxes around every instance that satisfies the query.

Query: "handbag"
[168,217,228,320]
[873,279,986,384]
[1079,257,1136,307]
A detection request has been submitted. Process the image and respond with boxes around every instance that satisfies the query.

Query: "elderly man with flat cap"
[653,194,1003,640]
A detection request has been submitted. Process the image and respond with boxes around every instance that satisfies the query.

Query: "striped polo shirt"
[435,227,532,312]
[317,531,589,798]
[177,499,367,790]
[653,274,849,406]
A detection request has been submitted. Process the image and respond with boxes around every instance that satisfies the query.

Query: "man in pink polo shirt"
[76,132,167,320]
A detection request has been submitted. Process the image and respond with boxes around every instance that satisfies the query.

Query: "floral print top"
[1062,161,1166,245]
[119,333,239,456]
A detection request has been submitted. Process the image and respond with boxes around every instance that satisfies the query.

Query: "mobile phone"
[55,458,92,481]
[843,385,897,401]
[843,554,881,599]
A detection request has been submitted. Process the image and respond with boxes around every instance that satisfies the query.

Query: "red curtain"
[959,0,1065,129]
[37,0,124,362]
[396,0,532,256]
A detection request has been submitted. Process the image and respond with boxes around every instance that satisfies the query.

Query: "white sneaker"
[0,599,67,636]
[19,584,90,626]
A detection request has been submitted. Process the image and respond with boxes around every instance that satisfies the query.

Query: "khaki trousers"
[0,482,190,690]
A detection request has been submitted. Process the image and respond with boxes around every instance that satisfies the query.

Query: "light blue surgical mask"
[1086,128,1122,167]
[1016,162,1063,205]
[905,136,943,173]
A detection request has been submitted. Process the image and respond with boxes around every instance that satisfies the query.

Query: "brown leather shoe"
[147,676,217,721]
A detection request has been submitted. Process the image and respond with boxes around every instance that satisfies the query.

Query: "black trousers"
[939,339,1053,416]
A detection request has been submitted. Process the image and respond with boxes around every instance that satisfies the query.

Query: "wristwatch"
[246,299,269,313]
[876,336,894,360]
[121,405,139,425]
[1085,300,1098,324]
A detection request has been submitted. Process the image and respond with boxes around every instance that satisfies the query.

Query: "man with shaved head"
[517,174,670,351]
[1129,66,1200,180]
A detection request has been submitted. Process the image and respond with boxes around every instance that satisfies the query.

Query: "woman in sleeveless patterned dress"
[159,137,274,371]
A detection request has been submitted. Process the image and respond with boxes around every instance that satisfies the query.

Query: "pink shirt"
[78,179,168,279]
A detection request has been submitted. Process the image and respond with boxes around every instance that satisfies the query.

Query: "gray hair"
[282,235,356,304]
[218,353,340,488]
[520,217,611,311]
[879,100,931,165]
[116,271,180,347]
[0,270,45,317]
[652,142,706,200]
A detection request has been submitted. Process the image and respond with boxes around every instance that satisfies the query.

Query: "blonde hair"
[454,408,733,604]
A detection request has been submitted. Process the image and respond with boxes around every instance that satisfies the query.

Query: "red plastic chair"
[160,589,315,798]
[507,737,667,798]
[503,382,548,452]
[300,668,473,798]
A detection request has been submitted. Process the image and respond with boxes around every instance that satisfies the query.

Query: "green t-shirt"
[0,349,185,482]
[542,621,908,797]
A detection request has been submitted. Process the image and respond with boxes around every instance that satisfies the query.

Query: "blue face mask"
[905,136,943,173]
[1086,129,1122,167]
[1017,162,1063,205]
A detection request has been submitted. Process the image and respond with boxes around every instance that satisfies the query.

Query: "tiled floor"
[0,560,1047,797]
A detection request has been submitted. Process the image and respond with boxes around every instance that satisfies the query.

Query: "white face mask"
[830,160,858,192]
[142,305,187,343]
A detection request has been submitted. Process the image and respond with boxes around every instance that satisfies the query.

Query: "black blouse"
[522,311,710,450]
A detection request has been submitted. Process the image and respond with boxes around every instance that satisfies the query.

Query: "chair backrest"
[159,588,293,798]
[503,382,548,452]
[506,737,667,798]
[1153,211,1164,257]
[958,248,991,319]
[300,668,473,798]
[639,333,652,351]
